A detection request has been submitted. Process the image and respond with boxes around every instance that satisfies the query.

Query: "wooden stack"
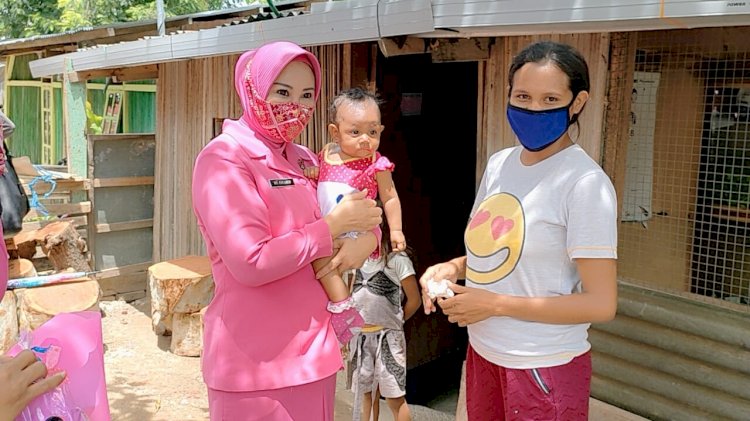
[1,221,99,354]
[148,255,214,357]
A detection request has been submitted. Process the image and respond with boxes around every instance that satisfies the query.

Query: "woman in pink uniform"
[191,41,382,420]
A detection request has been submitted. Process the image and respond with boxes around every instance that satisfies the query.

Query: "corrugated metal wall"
[595,28,750,420]
[6,54,42,162]
[590,284,750,421]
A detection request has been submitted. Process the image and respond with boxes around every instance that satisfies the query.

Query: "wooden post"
[62,58,88,179]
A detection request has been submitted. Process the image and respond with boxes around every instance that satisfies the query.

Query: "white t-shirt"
[465,144,617,369]
[353,253,416,330]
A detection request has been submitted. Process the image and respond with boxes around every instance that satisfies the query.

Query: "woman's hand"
[315,233,377,279]
[0,350,66,421]
[438,283,499,326]
[419,261,461,314]
[324,190,382,238]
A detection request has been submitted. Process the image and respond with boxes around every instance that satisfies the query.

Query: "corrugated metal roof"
[0,0,309,52]
[29,0,435,78]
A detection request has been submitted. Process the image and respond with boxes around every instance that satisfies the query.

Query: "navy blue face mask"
[506,102,575,152]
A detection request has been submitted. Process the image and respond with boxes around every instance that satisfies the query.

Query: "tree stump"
[8,258,38,279]
[0,291,18,354]
[170,308,206,357]
[10,230,38,261]
[16,279,100,331]
[38,221,90,272]
[148,255,213,336]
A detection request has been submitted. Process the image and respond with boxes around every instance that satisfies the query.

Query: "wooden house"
[26,1,750,418]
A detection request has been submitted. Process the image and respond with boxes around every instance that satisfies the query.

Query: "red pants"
[465,345,591,421]
[208,374,336,420]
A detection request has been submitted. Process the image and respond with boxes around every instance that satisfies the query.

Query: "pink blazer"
[192,133,342,392]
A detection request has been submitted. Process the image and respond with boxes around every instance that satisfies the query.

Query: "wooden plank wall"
[155,54,241,263]
[477,33,610,174]
[154,45,351,263]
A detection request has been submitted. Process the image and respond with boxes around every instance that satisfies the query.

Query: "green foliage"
[0,0,234,39]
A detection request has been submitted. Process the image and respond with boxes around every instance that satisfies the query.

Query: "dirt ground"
[100,299,209,420]
[99,298,358,420]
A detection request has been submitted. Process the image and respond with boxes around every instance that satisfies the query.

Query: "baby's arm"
[375,170,405,251]
[304,165,319,180]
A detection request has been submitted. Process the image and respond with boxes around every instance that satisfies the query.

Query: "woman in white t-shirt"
[419,41,618,421]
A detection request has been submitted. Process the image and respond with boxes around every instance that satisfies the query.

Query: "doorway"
[376,52,478,405]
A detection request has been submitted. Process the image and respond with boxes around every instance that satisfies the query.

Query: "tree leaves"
[0,0,233,39]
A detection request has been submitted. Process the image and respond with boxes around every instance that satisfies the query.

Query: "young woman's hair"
[508,41,590,126]
[376,198,417,271]
[328,87,382,124]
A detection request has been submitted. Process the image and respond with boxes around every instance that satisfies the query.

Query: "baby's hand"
[304,166,320,180]
[390,230,406,252]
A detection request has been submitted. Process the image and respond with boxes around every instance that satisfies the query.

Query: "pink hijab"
[222,41,322,148]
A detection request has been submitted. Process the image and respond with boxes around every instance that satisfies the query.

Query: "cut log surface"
[8,258,38,279]
[10,231,38,260]
[17,279,100,331]
[0,291,19,354]
[148,255,213,336]
[39,221,91,272]
[170,309,204,357]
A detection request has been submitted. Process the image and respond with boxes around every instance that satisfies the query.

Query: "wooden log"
[8,258,38,279]
[16,279,100,331]
[0,291,19,354]
[170,308,205,357]
[38,221,91,272]
[9,231,37,260]
[148,255,213,336]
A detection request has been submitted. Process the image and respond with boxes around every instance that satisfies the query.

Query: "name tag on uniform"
[270,178,294,188]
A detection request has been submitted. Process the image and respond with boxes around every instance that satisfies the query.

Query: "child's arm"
[375,170,405,251]
[401,274,421,321]
[303,166,319,180]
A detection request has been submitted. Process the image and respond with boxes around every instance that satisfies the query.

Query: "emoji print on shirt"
[465,193,525,284]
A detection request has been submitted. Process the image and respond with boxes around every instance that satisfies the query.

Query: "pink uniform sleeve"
[192,147,333,287]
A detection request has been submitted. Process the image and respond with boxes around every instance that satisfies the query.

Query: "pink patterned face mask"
[244,68,314,143]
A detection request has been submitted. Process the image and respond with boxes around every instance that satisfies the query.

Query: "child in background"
[305,88,405,344]
[348,211,421,421]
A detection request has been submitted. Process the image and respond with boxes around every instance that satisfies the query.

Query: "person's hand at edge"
[0,350,66,421]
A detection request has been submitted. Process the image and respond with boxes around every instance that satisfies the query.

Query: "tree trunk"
[8,258,37,279]
[148,255,213,335]
[0,291,18,354]
[39,221,90,272]
[16,279,100,331]
[170,308,205,357]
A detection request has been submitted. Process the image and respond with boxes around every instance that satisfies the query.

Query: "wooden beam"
[95,262,152,279]
[92,176,155,188]
[43,201,92,215]
[96,218,154,233]
[69,64,159,83]
[23,216,88,231]
[378,37,427,57]
[88,133,156,142]
[431,38,491,63]
[62,58,88,179]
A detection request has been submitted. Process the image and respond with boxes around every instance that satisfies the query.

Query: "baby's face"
[333,100,384,159]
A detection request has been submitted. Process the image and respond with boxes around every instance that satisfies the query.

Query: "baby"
[306,88,405,343]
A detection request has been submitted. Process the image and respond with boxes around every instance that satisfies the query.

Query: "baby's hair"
[329,87,383,124]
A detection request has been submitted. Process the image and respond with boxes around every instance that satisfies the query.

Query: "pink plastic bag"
[6,311,111,421]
